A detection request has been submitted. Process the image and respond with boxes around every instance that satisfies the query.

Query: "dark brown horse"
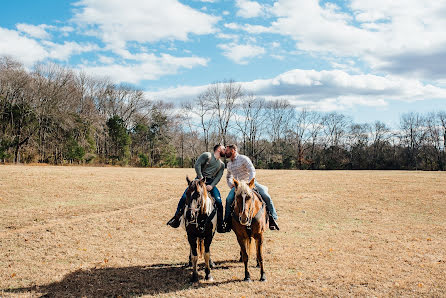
[182,176,217,283]
[232,178,268,282]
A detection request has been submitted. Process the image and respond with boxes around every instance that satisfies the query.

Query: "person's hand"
[206,185,213,191]
[230,184,235,189]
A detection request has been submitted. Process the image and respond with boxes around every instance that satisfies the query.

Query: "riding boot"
[223,216,232,232]
[216,204,225,233]
[268,213,280,231]
[166,208,183,228]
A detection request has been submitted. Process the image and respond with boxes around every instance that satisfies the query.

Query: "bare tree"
[399,112,427,169]
[234,95,267,163]
[265,99,295,143]
[206,80,242,145]
[292,108,313,169]
[183,93,216,152]
[306,111,323,169]
[369,121,391,168]
[322,112,350,148]
[0,58,37,163]
[347,123,370,169]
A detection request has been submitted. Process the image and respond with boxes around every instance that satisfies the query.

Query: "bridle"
[237,190,256,227]
[185,180,215,230]
[186,185,203,227]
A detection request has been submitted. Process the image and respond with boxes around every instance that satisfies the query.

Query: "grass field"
[1,165,445,297]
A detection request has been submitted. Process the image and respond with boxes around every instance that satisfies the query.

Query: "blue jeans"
[224,182,278,221]
[176,185,222,213]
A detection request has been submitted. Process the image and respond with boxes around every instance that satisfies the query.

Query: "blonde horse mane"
[195,179,213,216]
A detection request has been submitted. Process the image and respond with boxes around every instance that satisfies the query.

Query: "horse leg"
[187,251,192,267]
[204,235,213,281]
[237,236,251,282]
[256,234,266,282]
[188,234,199,283]
[239,250,243,262]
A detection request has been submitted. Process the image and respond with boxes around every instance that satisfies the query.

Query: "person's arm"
[211,163,224,187]
[226,163,234,188]
[194,152,210,179]
[244,156,256,181]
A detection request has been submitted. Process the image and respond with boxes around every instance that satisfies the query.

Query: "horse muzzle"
[239,215,250,226]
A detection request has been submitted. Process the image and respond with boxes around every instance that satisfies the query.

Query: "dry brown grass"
[1,165,445,297]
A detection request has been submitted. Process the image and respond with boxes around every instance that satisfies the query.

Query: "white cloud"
[79,54,208,84]
[235,0,264,18]
[0,27,48,66]
[143,69,446,111]
[271,54,285,60]
[72,0,220,51]
[0,26,100,67]
[145,85,210,102]
[98,55,115,64]
[16,23,52,39]
[253,0,446,79]
[218,43,265,64]
[216,33,239,40]
[224,23,241,30]
[45,41,99,61]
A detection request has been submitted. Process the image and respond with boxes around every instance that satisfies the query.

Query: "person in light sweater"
[223,144,279,232]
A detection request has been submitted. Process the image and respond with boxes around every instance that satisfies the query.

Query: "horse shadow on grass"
[4,260,242,297]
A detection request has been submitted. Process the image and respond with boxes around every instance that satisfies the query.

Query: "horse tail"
[197,238,205,258]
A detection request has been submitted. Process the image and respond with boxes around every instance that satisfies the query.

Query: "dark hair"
[227,144,238,151]
[213,144,223,152]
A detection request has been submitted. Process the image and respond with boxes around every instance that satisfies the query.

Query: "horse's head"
[234,178,256,226]
[185,176,209,223]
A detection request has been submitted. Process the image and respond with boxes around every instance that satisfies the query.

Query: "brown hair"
[227,144,238,152]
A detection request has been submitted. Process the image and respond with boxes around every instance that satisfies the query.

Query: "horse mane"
[194,179,213,216]
[235,180,252,197]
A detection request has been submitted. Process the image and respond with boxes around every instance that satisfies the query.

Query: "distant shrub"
[139,153,149,167]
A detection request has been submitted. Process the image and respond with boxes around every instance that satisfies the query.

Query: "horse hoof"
[260,276,267,282]
[190,274,199,283]
[206,275,214,281]
[244,277,252,282]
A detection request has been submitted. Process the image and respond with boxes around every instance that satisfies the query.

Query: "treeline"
[1,56,446,170]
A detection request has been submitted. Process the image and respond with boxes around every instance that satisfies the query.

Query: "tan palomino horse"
[232,178,267,282]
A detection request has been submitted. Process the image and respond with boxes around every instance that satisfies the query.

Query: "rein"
[233,189,265,229]
[185,186,216,231]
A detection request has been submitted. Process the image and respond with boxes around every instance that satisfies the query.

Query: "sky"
[1,0,446,127]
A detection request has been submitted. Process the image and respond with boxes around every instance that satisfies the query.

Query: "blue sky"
[1,0,446,126]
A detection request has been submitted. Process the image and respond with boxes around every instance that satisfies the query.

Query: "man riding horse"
[223,144,280,232]
[167,144,226,233]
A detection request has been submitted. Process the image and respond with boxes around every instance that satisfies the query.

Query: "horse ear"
[186,176,191,185]
[248,178,255,189]
[233,179,239,189]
